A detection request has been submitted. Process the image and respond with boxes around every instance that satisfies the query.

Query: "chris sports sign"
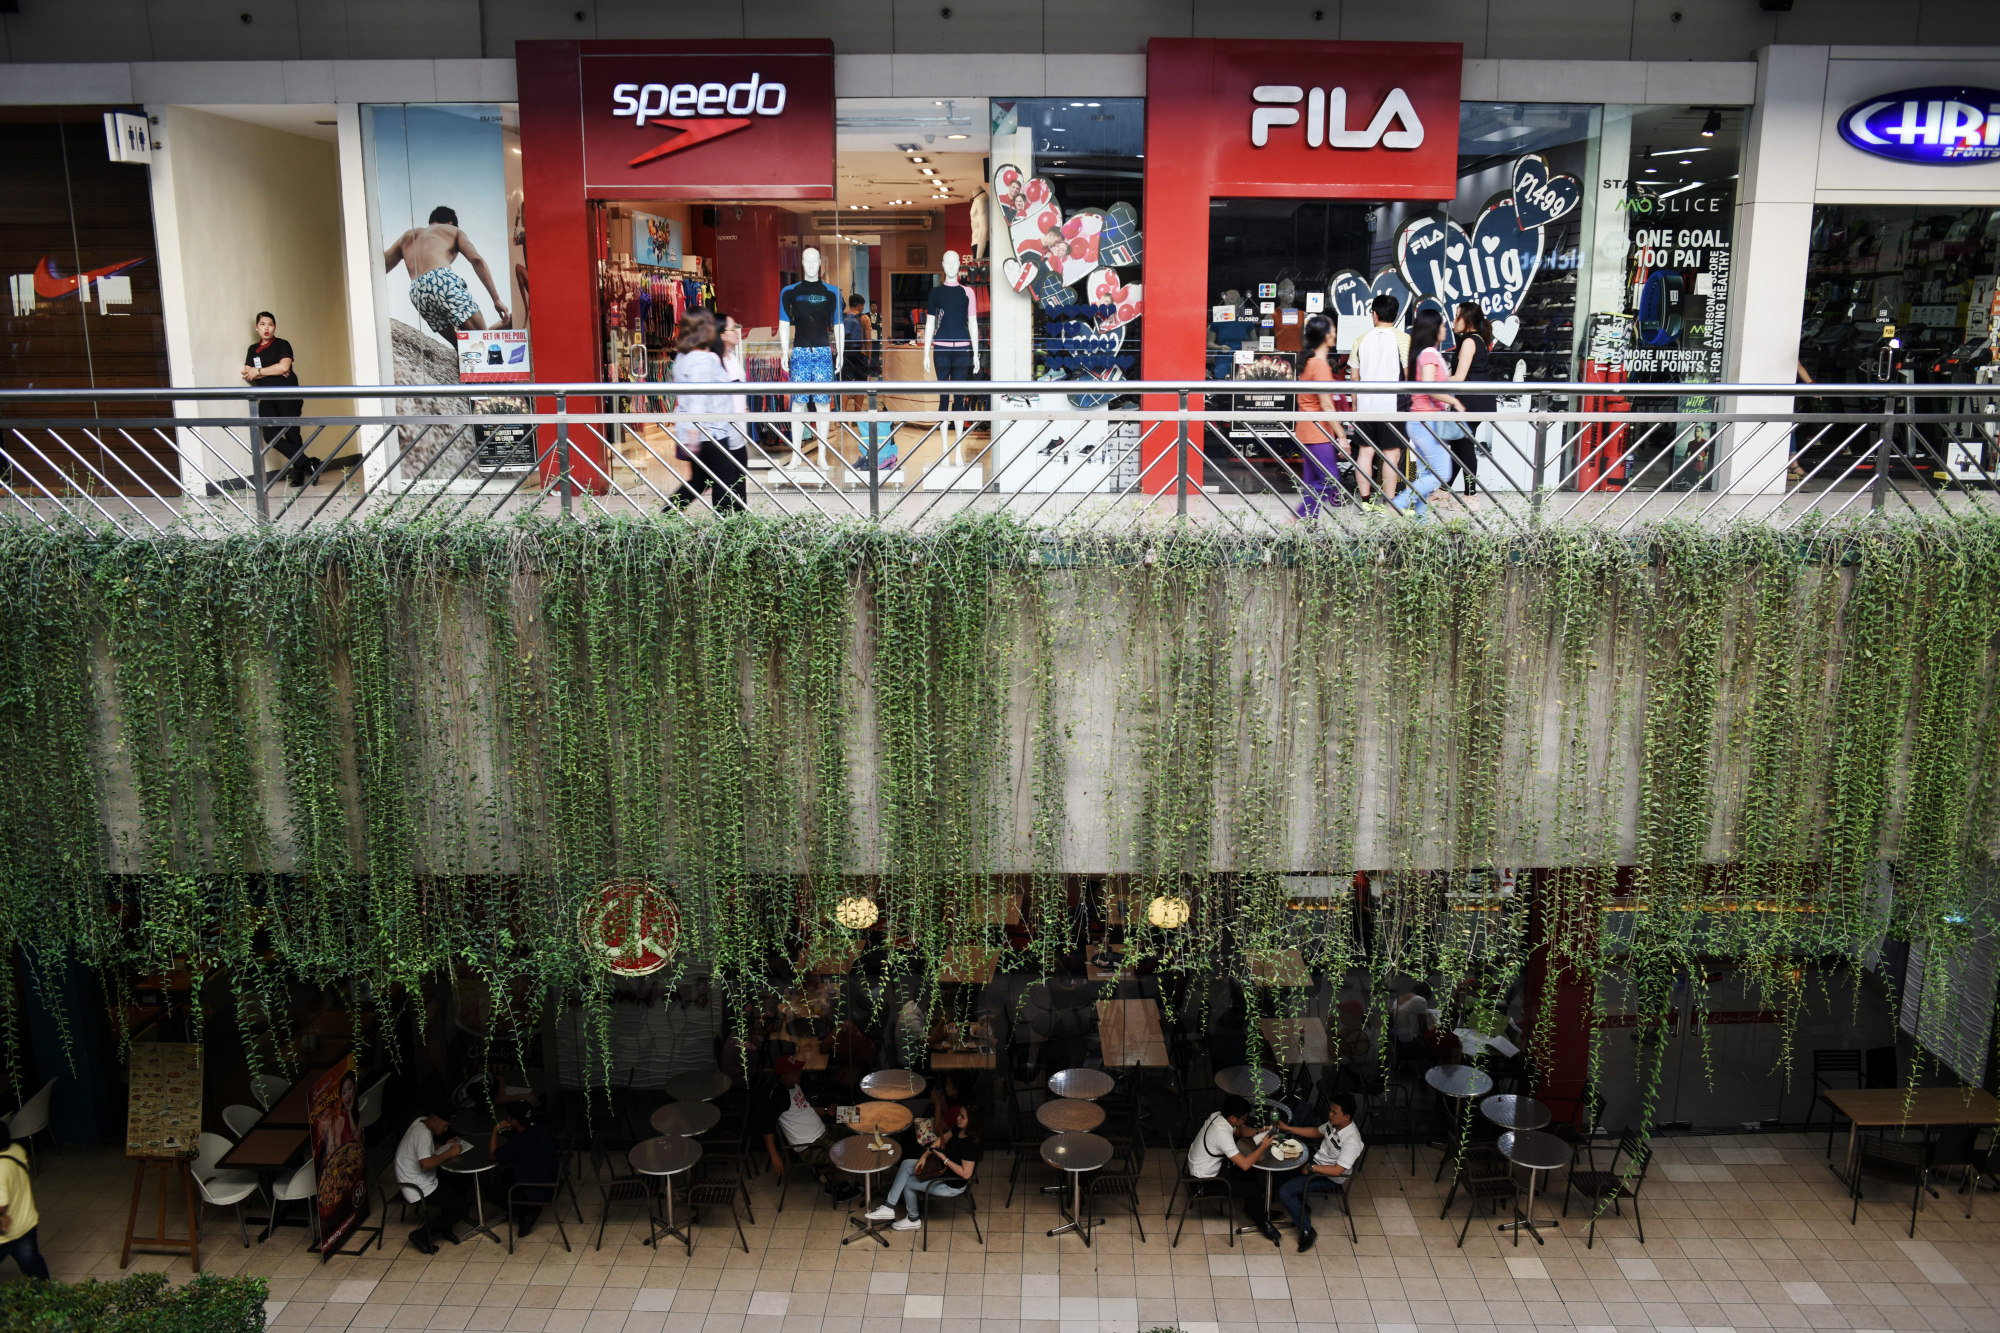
[1839,86,2000,164]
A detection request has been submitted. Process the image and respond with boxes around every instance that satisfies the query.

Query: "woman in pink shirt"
[1393,307,1465,520]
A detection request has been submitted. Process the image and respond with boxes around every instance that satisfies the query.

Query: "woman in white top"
[668,310,749,514]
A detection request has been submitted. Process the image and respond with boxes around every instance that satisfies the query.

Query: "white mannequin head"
[942,250,961,282]
[801,246,821,280]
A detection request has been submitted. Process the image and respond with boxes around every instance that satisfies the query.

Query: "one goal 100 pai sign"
[578,880,682,976]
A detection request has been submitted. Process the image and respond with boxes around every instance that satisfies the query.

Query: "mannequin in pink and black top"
[923,250,981,450]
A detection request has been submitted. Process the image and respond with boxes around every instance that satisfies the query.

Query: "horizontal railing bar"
[1,380,1995,402]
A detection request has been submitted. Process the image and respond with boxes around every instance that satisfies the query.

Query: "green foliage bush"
[0,1272,267,1332]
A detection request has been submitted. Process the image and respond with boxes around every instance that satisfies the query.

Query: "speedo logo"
[1250,86,1424,149]
[612,75,787,127]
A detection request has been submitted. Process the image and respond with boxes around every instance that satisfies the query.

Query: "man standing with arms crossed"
[384,206,511,347]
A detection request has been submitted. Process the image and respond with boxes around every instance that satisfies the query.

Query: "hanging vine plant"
[0,511,1993,1150]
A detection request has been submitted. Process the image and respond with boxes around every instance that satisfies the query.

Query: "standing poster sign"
[310,1056,367,1253]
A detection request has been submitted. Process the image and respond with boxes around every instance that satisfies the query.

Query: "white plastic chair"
[192,1131,264,1246]
[357,1075,389,1140]
[250,1075,290,1110]
[269,1158,318,1241]
[222,1104,263,1140]
[4,1077,57,1171]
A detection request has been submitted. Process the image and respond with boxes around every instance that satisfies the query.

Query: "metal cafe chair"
[918,1175,984,1252]
[1807,1049,1863,1157]
[1563,1127,1652,1248]
[505,1152,583,1254]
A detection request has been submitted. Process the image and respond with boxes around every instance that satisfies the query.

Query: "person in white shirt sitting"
[394,1104,472,1254]
[1185,1095,1281,1242]
[1274,1092,1364,1252]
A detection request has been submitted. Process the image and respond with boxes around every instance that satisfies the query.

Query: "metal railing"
[2,378,1996,536]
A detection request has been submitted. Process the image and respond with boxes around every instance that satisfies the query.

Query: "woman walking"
[1394,307,1465,521]
[1295,313,1350,518]
[1448,302,1496,497]
[668,310,749,513]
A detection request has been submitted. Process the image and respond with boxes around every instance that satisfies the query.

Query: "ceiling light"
[1049,126,1066,132]
[1650,145,1708,156]
[1086,102,1101,108]
[1679,158,1692,165]
[1701,109,1722,137]
[910,156,926,163]
[946,133,967,140]
[1645,165,1657,172]
[1070,101,1085,107]
[921,167,935,175]
[849,204,860,209]
[1659,180,1705,199]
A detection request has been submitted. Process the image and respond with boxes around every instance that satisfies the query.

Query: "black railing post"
[557,391,573,518]
[1873,392,1895,512]
[867,390,880,520]
[1175,390,1190,518]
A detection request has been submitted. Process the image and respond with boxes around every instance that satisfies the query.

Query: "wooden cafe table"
[1096,999,1169,1070]
[1823,1086,2000,1207]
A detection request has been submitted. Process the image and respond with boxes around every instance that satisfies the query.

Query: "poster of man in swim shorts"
[364,104,531,383]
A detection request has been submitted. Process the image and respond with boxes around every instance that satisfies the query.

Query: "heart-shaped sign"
[1086,267,1143,332]
[1511,153,1581,231]
[1327,268,1415,324]
[1491,315,1521,347]
[1394,199,1543,324]
[1095,202,1142,269]
[1001,253,1077,312]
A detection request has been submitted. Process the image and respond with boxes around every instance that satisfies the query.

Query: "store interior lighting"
[1701,109,1722,137]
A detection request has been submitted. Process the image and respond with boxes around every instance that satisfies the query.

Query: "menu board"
[126,1042,202,1159]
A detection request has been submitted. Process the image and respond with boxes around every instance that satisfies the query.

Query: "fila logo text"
[1250,85,1425,150]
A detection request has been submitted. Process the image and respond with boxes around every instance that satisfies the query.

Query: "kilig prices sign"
[1198,40,1462,199]
[574,45,833,196]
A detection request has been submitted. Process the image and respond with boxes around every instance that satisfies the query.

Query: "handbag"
[912,1151,949,1182]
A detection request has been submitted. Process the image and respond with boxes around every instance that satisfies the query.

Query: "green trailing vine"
[0,512,1994,1157]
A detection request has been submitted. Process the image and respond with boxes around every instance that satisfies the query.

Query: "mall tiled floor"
[11,1131,2000,1333]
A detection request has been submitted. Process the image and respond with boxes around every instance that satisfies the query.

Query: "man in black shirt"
[240,311,315,486]
[489,1104,560,1237]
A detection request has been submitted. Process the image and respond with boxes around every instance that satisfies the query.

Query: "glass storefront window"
[1797,203,2000,483]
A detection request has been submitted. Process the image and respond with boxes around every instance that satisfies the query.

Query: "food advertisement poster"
[310,1055,367,1250]
[126,1042,202,1158]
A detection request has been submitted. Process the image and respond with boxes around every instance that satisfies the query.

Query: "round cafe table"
[1040,1131,1113,1246]
[1036,1098,1106,1134]
[1214,1065,1282,1099]
[629,1136,702,1254]
[851,1100,914,1137]
[438,1141,502,1244]
[1425,1064,1496,1182]
[1496,1128,1573,1245]
[1239,1133,1309,1244]
[1048,1067,1115,1101]
[860,1069,926,1101]
[663,1070,732,1103]
[1480,1094,1551,1133]
[650,1100,722,1138]
[830,1133,902,1247]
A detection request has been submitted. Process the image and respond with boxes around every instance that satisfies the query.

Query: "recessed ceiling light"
[910,156,926,163]
[1679,158,1691,165]
[1644,165,1657,172]
[849,204,860,209]
[1086,102,1100,108]
[946,133,968,140]
[921,167,935,175]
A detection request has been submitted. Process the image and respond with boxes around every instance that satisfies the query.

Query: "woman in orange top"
[1296,313,1350,518]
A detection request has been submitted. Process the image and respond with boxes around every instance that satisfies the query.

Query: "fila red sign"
[569,44,833,197]
[1186,39,1461,198]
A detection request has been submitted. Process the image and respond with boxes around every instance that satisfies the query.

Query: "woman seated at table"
[865,1104,980,1232]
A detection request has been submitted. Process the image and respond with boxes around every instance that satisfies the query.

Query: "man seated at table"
[763,1055,859,1203]
[1273,1092,1363,1253]
[395,1104,473,1254]
[1186,1095,1279,1243]
[490,1103,559,1237]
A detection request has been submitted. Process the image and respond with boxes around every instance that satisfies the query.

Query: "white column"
[1720,45,1829,496]
[337,101,395,489]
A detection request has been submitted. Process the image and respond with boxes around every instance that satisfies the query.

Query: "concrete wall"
[4,0,1999,63]
[148,105,355,485]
